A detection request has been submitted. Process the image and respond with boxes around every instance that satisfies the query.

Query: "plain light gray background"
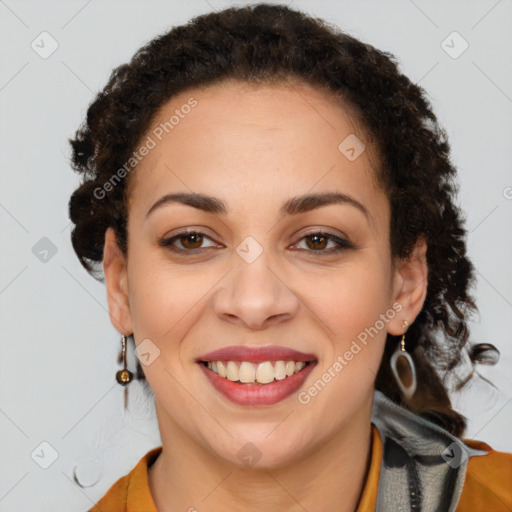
[1,0,511,510]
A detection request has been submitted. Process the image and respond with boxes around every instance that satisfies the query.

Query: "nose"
[212,250,300,331]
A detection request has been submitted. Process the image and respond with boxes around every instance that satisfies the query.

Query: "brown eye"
[304,233,328,251]
[179,232,203,249]
[295,231,353,255]
[158,230,218,252]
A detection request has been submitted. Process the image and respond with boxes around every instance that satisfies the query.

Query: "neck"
[149,400,374,512]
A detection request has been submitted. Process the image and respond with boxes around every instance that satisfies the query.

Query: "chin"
[213,428,309,470]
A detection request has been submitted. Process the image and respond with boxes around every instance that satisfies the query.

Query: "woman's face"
[104,79,426,468]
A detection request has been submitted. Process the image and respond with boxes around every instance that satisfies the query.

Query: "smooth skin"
[103,79,428,512]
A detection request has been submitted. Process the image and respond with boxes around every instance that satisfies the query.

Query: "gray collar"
[370,390,488,512]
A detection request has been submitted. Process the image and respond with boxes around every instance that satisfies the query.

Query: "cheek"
[317,259,392,338]
[296,263,392,421]
[126,247,201,344]
[309,256,392,391]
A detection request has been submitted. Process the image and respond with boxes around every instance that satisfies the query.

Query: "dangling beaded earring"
[390,320,417,399]
[115,334,133,410]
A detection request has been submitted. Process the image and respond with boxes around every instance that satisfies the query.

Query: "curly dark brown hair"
[68,3,498,436]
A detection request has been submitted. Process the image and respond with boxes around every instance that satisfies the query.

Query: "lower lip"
[198,361,317,406]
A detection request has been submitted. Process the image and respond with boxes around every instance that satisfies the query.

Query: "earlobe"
[103,227,132,334]
[388,236,428,336]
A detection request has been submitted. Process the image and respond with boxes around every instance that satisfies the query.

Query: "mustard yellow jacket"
[89,391,512,511]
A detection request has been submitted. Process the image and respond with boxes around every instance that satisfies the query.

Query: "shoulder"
[88,446,162,512]
[456,438,512,512]
[89,474,129,511]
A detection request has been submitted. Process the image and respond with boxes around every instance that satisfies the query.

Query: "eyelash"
[157,229,354,256]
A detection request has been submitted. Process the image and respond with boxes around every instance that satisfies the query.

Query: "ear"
[387,236,428,336]
[103,227,133,335]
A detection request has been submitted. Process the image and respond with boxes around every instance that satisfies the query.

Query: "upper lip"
[196,345,318,363]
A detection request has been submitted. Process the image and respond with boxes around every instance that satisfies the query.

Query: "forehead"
[127,79,384,217]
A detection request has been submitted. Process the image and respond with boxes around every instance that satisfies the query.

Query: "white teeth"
[274,360,287,380]
[239,361,256,383]
[256,361,274,384]
[226,361,239,381]
[204,359,312,384]
[217,361,227,378]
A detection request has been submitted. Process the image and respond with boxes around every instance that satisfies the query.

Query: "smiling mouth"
[199,359,316,385]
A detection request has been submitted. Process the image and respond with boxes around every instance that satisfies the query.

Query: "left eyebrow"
[280,191,371,223]
[145,191,372,224]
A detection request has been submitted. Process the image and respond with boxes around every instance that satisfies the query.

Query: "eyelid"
[291,230,354,254]
[158,228,220,251]
[297,227,349,241]
[158,227,354,254]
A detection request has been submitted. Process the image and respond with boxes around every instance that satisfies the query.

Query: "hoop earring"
[390,320,417,399]
[116,334,133,410]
